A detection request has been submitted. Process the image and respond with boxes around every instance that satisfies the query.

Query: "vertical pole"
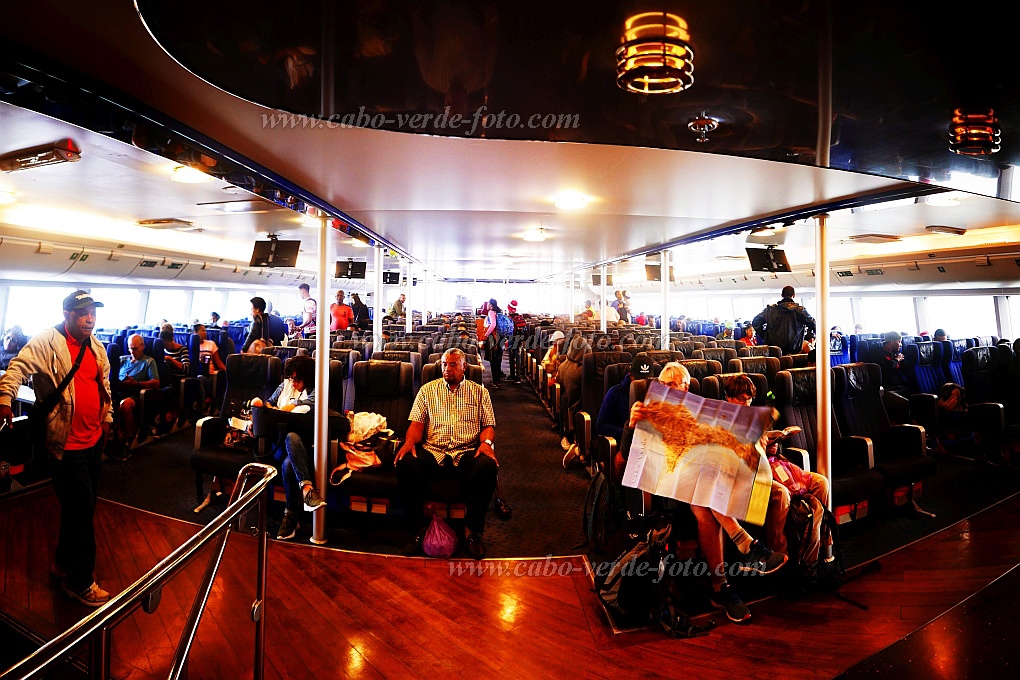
[568,273,575,323]
[661,251,669,349]
[311,219,330,544]
[88,628,111,680]
[422,271,429,323]
[405,260,413,334]
[600,264,608,332]
[253,493,269,680]
[815,0,833,511]
[373,247,384,348]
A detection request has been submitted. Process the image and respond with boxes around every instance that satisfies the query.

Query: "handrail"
[1,462,277,680]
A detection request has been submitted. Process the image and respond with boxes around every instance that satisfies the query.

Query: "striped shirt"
[164,344,190,378]
[409,377,495,465]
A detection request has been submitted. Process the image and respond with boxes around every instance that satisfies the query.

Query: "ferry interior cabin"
[2,0,1020,677]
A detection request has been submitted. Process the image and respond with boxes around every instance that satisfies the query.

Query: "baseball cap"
[883,331,901,343]
[63,290,104,311]
[549,330,565,343]
[631,355,653,379]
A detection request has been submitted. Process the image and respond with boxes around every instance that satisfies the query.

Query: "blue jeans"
[281,432,313,512]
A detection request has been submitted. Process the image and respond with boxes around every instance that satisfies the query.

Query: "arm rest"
[908,393,938,433]
[574,411,591,460]
[594,435,616,476]
[833,435,875,473]
[879,424,926,460]
[195,416,225,449]
[970,402,1005,443]
[784,446,810,472]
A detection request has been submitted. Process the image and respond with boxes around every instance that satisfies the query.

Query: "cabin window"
[925,295,998,339]
[144,290,188,326]
[860,296,916,335]
[732,297,767,322]
[190,290,225,324]
[800,296,853,335]
[6,287,77,336]
[225,291,256,321]
[89,288,141,330]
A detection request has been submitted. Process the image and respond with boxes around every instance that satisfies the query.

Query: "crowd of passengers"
[3,283,1020,615]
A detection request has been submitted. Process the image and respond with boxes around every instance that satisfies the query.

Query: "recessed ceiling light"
[553,191,590,210]
[0,191,16,204]
[171,165,214,183]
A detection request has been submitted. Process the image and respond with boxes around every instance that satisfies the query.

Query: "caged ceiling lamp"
[949,109,1001,155]
[616,12,694,95]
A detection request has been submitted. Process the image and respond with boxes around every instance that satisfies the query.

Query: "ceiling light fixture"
[926,224,967,236]
[616,12,694,95]
[924,193,961,207]
[553,191,590,210]
[0,191,16,204]
[137,218,203,232]
[522,227,547,242]
[0,139,81,173]
[171,164,215,183]
[949,109,1001,156]
[687,111,717,143]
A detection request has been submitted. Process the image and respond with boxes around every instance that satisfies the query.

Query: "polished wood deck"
[2,488,1019,679]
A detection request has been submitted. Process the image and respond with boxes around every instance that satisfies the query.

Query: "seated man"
[396,348,497,559]
[629,363,785,624]
[586,354,654,469]
[722,374,829,569]
[115,333,160,447]
[933,328,948,343]
[876,330,910,421]
[251,355,327,540]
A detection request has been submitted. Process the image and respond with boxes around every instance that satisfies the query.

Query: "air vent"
[139,260,157,268]
[847,233,902,243]
[714,255,746,260]
[926,225,967,236]
[836,270,854,277]
[865,268,885,276]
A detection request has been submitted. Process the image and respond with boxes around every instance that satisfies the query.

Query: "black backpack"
[785,492,845,590]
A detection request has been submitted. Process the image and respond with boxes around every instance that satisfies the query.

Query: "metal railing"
[1,463,277,680]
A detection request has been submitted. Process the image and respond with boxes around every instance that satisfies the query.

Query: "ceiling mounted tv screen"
[592,273,613,286]
[250,239,300,267]
[746,247,792,273]
[335,260,367,279]
[382,271,400,285]
[644,265,675,282]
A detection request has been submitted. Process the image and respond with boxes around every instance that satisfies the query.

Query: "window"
[926,295,998,339]
[804,296,855,335]
[5,286,77,336]
[144,290,188,326]
[89,288,141,330]
[226,291,256,322]
[190,290,225,325]
[732,297,766,323]
[860,296,917,335]
[686,297,709,320]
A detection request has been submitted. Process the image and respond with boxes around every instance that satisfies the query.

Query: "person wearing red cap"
[507,300,525,383]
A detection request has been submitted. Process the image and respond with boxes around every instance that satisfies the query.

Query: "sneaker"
[464,532,486,560]
[740,539,788,575]
[63,580,111,608]
[562,444,580,468]
[402,531,425,557]
[277,511,299,540]
[302,488,327,512]
[560,437,571,452]
[710,584,751,623]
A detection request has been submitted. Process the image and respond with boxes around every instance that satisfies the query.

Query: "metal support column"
[311,218,330,545]
[600,264,607,332]
[661,251,670,348]
[815,0,833,513]
[569,272,575,322]
[404,260,413,334]
[373,247,384,346]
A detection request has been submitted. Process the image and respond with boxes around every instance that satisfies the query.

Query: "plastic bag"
[422,513,458,558]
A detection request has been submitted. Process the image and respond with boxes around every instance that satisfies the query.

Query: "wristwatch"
[483,439,494,449]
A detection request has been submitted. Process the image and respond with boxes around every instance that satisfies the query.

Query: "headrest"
[917,341,936,366]
[950,339,968,361]
[679,360,716,382]
[789,368,816,407]
[738,356,769,375]
[386,342,421,353]
[374,350,412,362]
[743,345,771,357]
[643,350,675,366]
[840,363,874,399]
[226,353,280,390]
[699,348,729,362]
[592,351,631,382]
[360,360,405,397]
[963,346,993,372]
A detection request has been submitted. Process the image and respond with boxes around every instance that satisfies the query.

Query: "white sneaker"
[563,444,579,468]
[560,437,571,452]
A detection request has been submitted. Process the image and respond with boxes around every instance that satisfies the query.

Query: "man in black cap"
[585,354,656,467]
[0,290,114,606]
[751,286,815,356]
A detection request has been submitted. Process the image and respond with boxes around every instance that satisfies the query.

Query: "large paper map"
[622,381,774,525]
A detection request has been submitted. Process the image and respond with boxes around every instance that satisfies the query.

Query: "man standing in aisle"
[297,282,317,337]
[389,293,407,319]
[752,286,815,356]
[0,290,114,606]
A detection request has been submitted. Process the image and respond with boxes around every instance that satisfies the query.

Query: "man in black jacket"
[752,286,815,356]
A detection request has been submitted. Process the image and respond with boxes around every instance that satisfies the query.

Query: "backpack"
[583,467,627,553]
[495,313,515,337]
[785,492,845,589]
[511,313,528,335]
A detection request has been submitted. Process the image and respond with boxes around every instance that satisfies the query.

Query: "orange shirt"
[330,303,354,331]
[63,330,103,450]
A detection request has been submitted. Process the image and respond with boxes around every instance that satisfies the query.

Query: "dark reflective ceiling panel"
[135,0,1020,191]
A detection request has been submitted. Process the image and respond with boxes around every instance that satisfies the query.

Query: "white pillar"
[994,295,1012,340]
[405,260,413,334]
[661,251,669,349]
[600,264,608,333]
[569,272,575,323]
[373,247,384,346]
[814,214,831,502]
[311,219,330,545]
[913,297,929,336]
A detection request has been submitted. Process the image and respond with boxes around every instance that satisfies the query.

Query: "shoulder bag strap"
[36,335,91,415]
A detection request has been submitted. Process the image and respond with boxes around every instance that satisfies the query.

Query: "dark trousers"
[396,446,498,534]
[507,335,523,380]
[49,441,103,591]
[486,335,505,384]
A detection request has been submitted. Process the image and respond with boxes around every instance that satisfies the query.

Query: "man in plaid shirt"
[396,348,497,559]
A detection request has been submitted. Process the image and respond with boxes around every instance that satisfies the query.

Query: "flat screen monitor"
[746,247,792,273]
[335,260,367,279]
[644,265,675,282]
[250,239,300,267]
[592,273,614,286]
[382,271,400,285]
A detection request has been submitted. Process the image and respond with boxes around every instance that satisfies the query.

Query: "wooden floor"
[2,488,1019,679]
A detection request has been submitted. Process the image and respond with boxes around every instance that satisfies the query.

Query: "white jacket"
[0,326,113,459]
